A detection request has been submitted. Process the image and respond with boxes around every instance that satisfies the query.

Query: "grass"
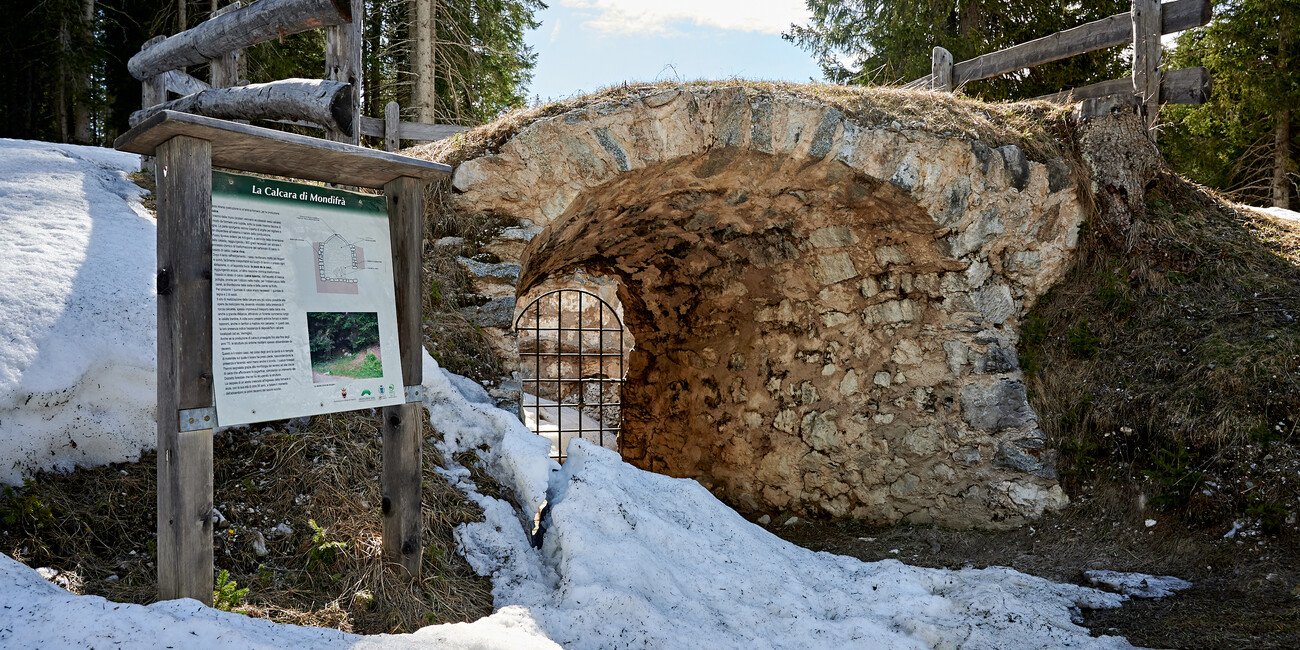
[1020,169,1300,528]
[0,410,494,634]
[312,347,384,380]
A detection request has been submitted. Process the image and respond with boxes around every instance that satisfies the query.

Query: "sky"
[522,0,825,103]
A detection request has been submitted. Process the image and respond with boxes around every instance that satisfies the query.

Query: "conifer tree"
[1162,0,1298,208]
[783,0,1129,100]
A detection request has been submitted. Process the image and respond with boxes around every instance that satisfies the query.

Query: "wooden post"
[140,36,169,172]
[381,175,425,576]
[385,101,401,152]
[208,2,244,89]
[154,135,215,604]
[931,47,954,92]
[1132,0,1162,139]
[325,0,362,146]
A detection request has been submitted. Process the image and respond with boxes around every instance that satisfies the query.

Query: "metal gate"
[514,289,624,462]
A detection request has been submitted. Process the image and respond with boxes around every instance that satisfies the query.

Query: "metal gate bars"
[513,289,624,462]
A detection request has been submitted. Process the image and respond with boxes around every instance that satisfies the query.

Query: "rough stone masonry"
[445,86,1086,528]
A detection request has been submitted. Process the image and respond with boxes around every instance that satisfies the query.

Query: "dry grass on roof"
[405,80,1075,170]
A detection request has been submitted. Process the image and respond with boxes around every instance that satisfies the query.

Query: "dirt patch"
[767,495,1300,649]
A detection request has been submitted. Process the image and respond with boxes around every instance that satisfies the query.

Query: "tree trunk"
[412,0,436,123]
[178,0,187,33]
[129,78,355,135]
[1273,110,1292,209]
[57,19,71,143]
[72,0,95,144]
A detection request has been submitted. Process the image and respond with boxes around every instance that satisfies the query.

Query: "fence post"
[931,47,954,92]
[139,36,168,172]
[1132,0,1162,140]
[385,101,401,152]
[325,0,362,145]
[381,175,425,577]
[154,134,215,605]
[208,2,244,89]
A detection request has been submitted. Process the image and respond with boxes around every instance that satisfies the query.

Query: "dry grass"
[0,411,494,634]
[1022,170,1300,528]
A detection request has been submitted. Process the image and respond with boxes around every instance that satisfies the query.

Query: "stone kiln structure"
[446,86,1086,527]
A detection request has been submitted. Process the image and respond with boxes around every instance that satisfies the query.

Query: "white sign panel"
[211,171,404,426]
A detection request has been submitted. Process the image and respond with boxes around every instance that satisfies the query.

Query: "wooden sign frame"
[115,110,450,604]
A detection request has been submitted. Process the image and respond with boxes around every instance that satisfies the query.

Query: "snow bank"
[0,554,558,649]
[422,356,1137,649]
[0,140,157,484]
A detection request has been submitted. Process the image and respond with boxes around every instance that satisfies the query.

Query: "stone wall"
[446,86,1085,527]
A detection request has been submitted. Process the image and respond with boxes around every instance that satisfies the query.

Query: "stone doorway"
[514,288,626,461]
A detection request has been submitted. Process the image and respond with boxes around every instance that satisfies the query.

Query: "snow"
[0,553,559,649]
[521,391,619,456]
[0,140,1164,648]
[1244,204,1300,223]
[1084,570,1193,599]
[0,139,157,485]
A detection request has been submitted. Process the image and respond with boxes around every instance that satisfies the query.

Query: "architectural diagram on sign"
[314,232,366,295]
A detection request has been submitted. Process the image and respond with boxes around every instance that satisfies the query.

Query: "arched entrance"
[514,288,625,462]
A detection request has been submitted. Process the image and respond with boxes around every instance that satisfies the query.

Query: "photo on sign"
[307,312,383,383]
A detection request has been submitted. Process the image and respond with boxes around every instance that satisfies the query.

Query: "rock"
[783,516,799,526]
[757,514,771,525]
[979,347,1019,374]
[460,296,516,329]
[1084,570,1192,599]
[997,145,1029,191]
[816,253,858,285]
[972,284,1015,325]
[269,522,294,538]
[250,530,269,557]
[995,433,1058,479]
[211,508,227,528]
[961,381,1034,431]
[434,236,465,248]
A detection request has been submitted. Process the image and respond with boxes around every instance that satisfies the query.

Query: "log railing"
[906,0,1214,135]
[129,0,462,148]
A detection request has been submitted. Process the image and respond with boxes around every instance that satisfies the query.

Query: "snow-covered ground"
[521,391,619,456]
[0,140,157,485]
[0,139,1151,648]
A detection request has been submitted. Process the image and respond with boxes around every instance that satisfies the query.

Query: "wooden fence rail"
[906,0,1211,91]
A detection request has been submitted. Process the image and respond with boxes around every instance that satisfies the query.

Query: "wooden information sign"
[114,110,449,603]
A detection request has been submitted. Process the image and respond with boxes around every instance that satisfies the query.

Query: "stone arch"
[450,86,1084,527]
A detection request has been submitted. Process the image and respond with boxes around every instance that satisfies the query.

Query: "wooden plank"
[382,175,425,577]
[1132,0,1163,138]
[208,2,243,88]
[1033,66,1211,105]
[154,135,215,604]
[385,101,401,152]
[161,70,211,97]
[358,115,468,142]
[941,0,1210,86]
[931,47,953,92]
[115,110,450,188]
[128,0,351,80]
[129,79,354,135]
[325,0,362,145]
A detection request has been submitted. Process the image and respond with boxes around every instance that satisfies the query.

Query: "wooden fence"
[128,0,465,150]
[906,0,1214,135]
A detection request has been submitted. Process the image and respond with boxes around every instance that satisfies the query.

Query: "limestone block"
[816,252,859,285]
[960,380,1034,431]
[972,284,1015,325]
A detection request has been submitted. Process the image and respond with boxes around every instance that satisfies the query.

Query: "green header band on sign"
[212,170,387,214]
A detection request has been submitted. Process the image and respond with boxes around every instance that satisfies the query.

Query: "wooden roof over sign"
[115,110,451,189]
